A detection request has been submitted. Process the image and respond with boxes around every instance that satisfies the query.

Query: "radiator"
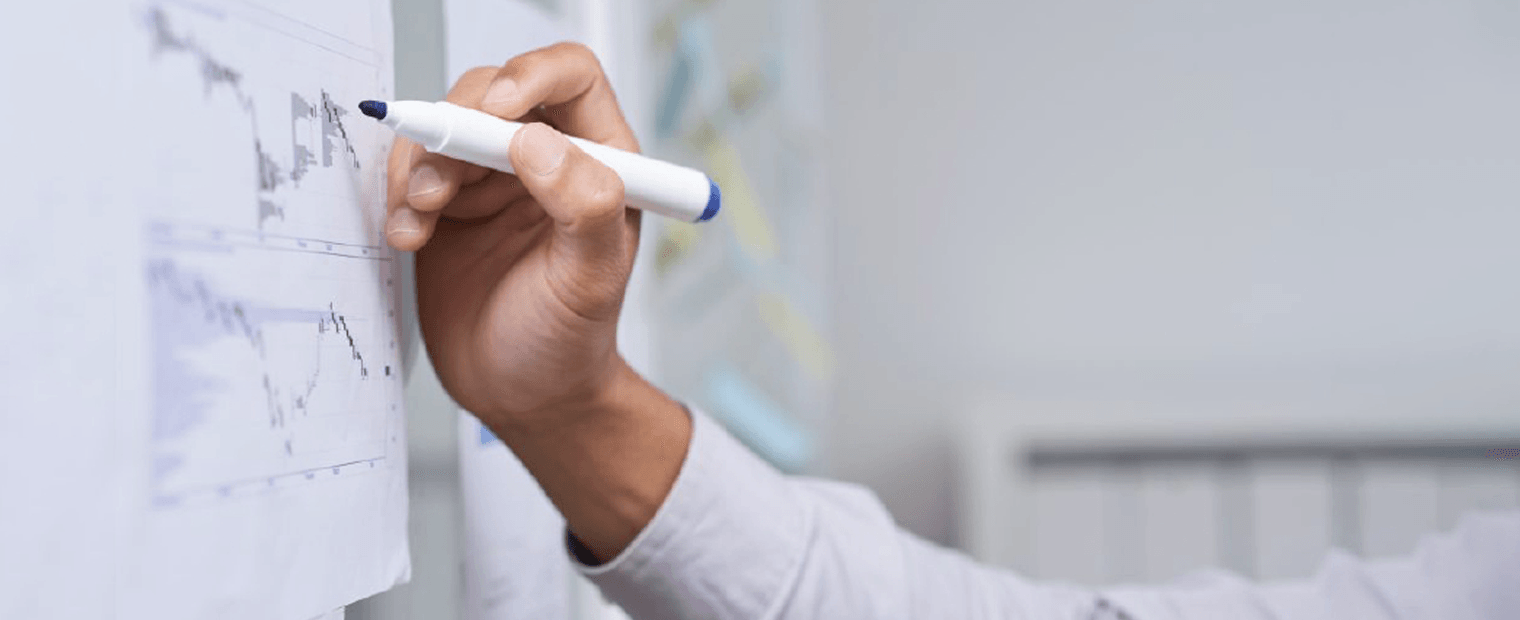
[956,402,1520,585]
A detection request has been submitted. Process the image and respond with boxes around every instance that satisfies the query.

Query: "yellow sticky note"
[663,221,699,254]
[652,0,717,50]
[700,138,777,262]
[727,65,771,115]
[757,293,834,381]
[655,222,700,275]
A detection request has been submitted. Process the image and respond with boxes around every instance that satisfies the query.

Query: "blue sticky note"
[704,364,813,471]
[479,423,500,446]
[655,48,693,138]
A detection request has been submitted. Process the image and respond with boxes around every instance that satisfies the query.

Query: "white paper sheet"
[459,417,574,620]
[1,1,408,618]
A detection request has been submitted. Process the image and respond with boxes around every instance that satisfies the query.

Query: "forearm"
[487,358,691,562]
[548,405,1101,620]
[526,401,1520,620]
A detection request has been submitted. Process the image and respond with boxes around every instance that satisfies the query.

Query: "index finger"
[404,67,497,213]
[385,134,416,218]
[383,135,438,250]
[477,42,639,153]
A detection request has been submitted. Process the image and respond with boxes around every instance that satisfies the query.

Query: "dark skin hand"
[384,43,690,561]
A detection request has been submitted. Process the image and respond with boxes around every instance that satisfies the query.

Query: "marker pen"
[358,100,720,223]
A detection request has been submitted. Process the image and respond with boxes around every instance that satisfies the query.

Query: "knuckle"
[552,41,604,72]
[447,67,499,104]
[571,162,624,213]
[503,44,551,74]
[550,41,593,59]
[386,141,413,205]
[460,66,499,86]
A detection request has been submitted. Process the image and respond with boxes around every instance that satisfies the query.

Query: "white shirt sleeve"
[566,409,1520,620]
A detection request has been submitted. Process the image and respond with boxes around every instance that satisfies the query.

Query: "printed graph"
[136,2,402,507]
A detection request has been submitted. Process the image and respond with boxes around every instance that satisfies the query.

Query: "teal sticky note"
[704,364,813,471]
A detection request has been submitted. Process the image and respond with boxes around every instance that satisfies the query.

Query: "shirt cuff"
[565,407,812,620]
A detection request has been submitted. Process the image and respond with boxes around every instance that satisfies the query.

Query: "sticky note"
[479,422,500,446]
[654,45,694,138]
[704,364,813,471]
[655,221,701,275]
[727,63,773,116]
[700,137,778,262]
[757,293,834,381]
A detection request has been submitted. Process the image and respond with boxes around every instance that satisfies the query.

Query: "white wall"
[819,0,1520,545]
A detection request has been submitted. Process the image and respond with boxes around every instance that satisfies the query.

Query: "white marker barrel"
[382,101,719,223]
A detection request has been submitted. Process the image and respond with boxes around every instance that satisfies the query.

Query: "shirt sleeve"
[566,409,1520,620]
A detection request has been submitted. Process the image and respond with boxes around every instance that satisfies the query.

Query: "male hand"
[384,43,689,561]
[385,43,641,429]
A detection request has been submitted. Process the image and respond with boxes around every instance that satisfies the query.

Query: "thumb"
[509,122,634,321]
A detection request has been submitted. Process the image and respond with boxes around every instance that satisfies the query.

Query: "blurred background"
[356,0,1520,617]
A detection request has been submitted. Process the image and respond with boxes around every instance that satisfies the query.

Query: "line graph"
[147,258,375,430]
[145,241,398,506]
[135,2,401,508]
[145,7,367,230]
[291,90,361,184]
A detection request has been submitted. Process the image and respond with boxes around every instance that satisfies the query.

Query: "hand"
[385,43,641,429]
[386,43,690,561]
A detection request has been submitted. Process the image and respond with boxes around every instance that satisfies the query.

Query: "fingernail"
[388,207,421,235]
[407,164,445,198]
[482,78,519,109]
[518,123,568,176]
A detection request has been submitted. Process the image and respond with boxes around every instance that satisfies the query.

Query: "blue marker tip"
[697,178,721,222]
[357,100,387,120]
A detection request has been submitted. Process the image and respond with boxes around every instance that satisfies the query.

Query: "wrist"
[483,358,693,561]
[479,353,635,434]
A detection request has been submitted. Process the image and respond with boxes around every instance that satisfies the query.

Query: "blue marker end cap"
[697,178,721,222]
